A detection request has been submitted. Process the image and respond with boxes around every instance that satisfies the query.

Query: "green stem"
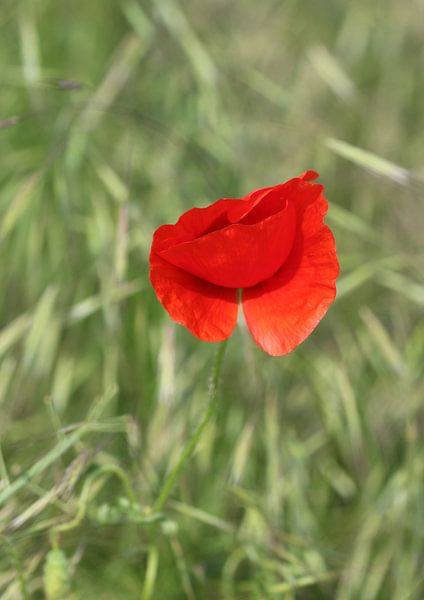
[153,340,228,512]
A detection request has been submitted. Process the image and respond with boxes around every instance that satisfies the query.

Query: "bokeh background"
[1,1,424,598]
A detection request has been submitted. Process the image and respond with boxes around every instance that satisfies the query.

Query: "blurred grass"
[1,0,424,598]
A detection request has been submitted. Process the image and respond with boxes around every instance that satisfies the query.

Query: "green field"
[1,1,424,598]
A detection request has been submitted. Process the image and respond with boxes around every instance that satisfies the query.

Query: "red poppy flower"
[149,171,339,356]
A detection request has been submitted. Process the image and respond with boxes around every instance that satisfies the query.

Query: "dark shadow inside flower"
[199,182,293,237]
[200,211,233,236]
[238,192,289,225]
[227,183,288,225]
[197,189,292,243]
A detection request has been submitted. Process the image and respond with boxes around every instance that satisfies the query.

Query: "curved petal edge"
[241,186,339,356]
[150,252,239,342]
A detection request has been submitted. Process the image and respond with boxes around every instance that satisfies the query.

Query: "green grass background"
[1,0,424,598]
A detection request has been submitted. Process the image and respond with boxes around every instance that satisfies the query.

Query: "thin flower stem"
[153,339,228,513]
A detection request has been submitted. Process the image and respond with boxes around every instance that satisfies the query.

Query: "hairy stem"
[153,339,228,512]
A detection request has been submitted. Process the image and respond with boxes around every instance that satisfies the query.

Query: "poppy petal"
[242,182,339,356]
[150,252,238,342]
[158,199,297,289]
[154,175,310,257]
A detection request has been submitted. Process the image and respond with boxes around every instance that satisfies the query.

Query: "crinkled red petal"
[149,251,238,342]
[242,180,339,356]
[158,198,296,288]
